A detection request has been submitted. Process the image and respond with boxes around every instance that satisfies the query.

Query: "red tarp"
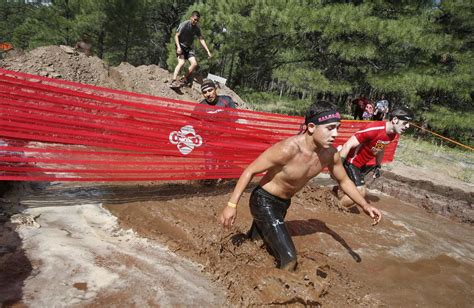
[0,68,398,181]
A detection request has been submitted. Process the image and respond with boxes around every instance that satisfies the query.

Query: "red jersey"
[346,121,398,168]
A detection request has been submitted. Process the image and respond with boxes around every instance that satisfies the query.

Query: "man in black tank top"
[199,79,237,108]
[196,79,237,186]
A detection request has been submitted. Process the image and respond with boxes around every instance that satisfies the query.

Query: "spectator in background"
[373,95,390,121]
[362,103,374,120]
[352,95,370,120]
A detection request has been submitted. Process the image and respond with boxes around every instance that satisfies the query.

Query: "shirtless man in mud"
[337,107,414,208]
[219,101,382,271]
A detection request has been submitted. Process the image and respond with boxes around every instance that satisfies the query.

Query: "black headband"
[305,110,341,125]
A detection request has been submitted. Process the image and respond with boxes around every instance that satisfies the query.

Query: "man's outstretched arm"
[199,37,212,58]
[329,153,382,225]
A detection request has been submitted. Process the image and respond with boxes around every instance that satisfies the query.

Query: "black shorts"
[249,186,297,269]
[343,161,365,186]
[177,45,195,60]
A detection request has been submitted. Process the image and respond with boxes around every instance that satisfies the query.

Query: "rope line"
[410,122,473,151]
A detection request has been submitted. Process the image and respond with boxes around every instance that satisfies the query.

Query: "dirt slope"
[0,45,250,109]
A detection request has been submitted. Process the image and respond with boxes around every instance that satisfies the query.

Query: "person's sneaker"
[169,80,181,88]
[179,75,193,88]
[184,76,193,87]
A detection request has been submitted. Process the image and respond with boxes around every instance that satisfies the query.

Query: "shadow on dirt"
[18,180,242,207]
[287,218,361,262]
[0,181,33,306]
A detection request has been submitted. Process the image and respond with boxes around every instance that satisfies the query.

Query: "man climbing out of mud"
[170,11,212,89]
[219,101,382,271]
[336,107,414,208]
[195,79,237,186]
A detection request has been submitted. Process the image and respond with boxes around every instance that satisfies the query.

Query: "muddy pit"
[1,175,472,307]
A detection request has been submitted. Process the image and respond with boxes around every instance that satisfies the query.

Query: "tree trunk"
[97,30,105,59]
[228,52,235,86]
[123,22,131,62]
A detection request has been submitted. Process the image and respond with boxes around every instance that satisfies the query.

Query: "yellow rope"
[410,122,474,151]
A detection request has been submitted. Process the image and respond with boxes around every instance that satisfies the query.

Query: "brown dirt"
[0,45,250,109]
[369,162,473,224]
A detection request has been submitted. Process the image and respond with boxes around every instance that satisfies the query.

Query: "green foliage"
[420,105,474,147]
[12,6,71,49]
[238,87,311,115]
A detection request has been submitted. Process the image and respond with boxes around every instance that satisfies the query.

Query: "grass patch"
[395,135,474,183]
[237,88,312,116]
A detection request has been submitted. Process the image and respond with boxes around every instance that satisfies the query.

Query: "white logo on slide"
[169,125,203,155]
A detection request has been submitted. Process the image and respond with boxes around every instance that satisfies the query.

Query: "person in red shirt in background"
[336,107,414,208]
[352,95,370,120]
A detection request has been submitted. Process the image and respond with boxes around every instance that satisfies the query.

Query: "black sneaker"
[182,76,193,88]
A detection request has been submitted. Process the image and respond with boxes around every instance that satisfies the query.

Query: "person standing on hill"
[219,101,381,271]
[336,107,414,208]
[75,33,92,57]
[170,11,212,88]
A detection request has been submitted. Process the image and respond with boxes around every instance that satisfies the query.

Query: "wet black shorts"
[343,161,365,186]
[249,186,297,269]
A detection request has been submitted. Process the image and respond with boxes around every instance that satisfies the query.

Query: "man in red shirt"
[337,107,414,207]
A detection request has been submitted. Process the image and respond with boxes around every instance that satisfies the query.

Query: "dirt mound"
[369,170,474,224]
[0,45,250,109]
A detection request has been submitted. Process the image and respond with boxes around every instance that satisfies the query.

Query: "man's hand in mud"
[220,206,237,229]
[362,205,382,226]
[373,165,382,179]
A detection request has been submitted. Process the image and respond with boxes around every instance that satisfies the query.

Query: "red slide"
[0,68,397,181]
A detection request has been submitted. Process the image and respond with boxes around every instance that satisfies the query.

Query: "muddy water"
[357,193,473,306]
[304,190,474,306]
[3,181,473,306]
